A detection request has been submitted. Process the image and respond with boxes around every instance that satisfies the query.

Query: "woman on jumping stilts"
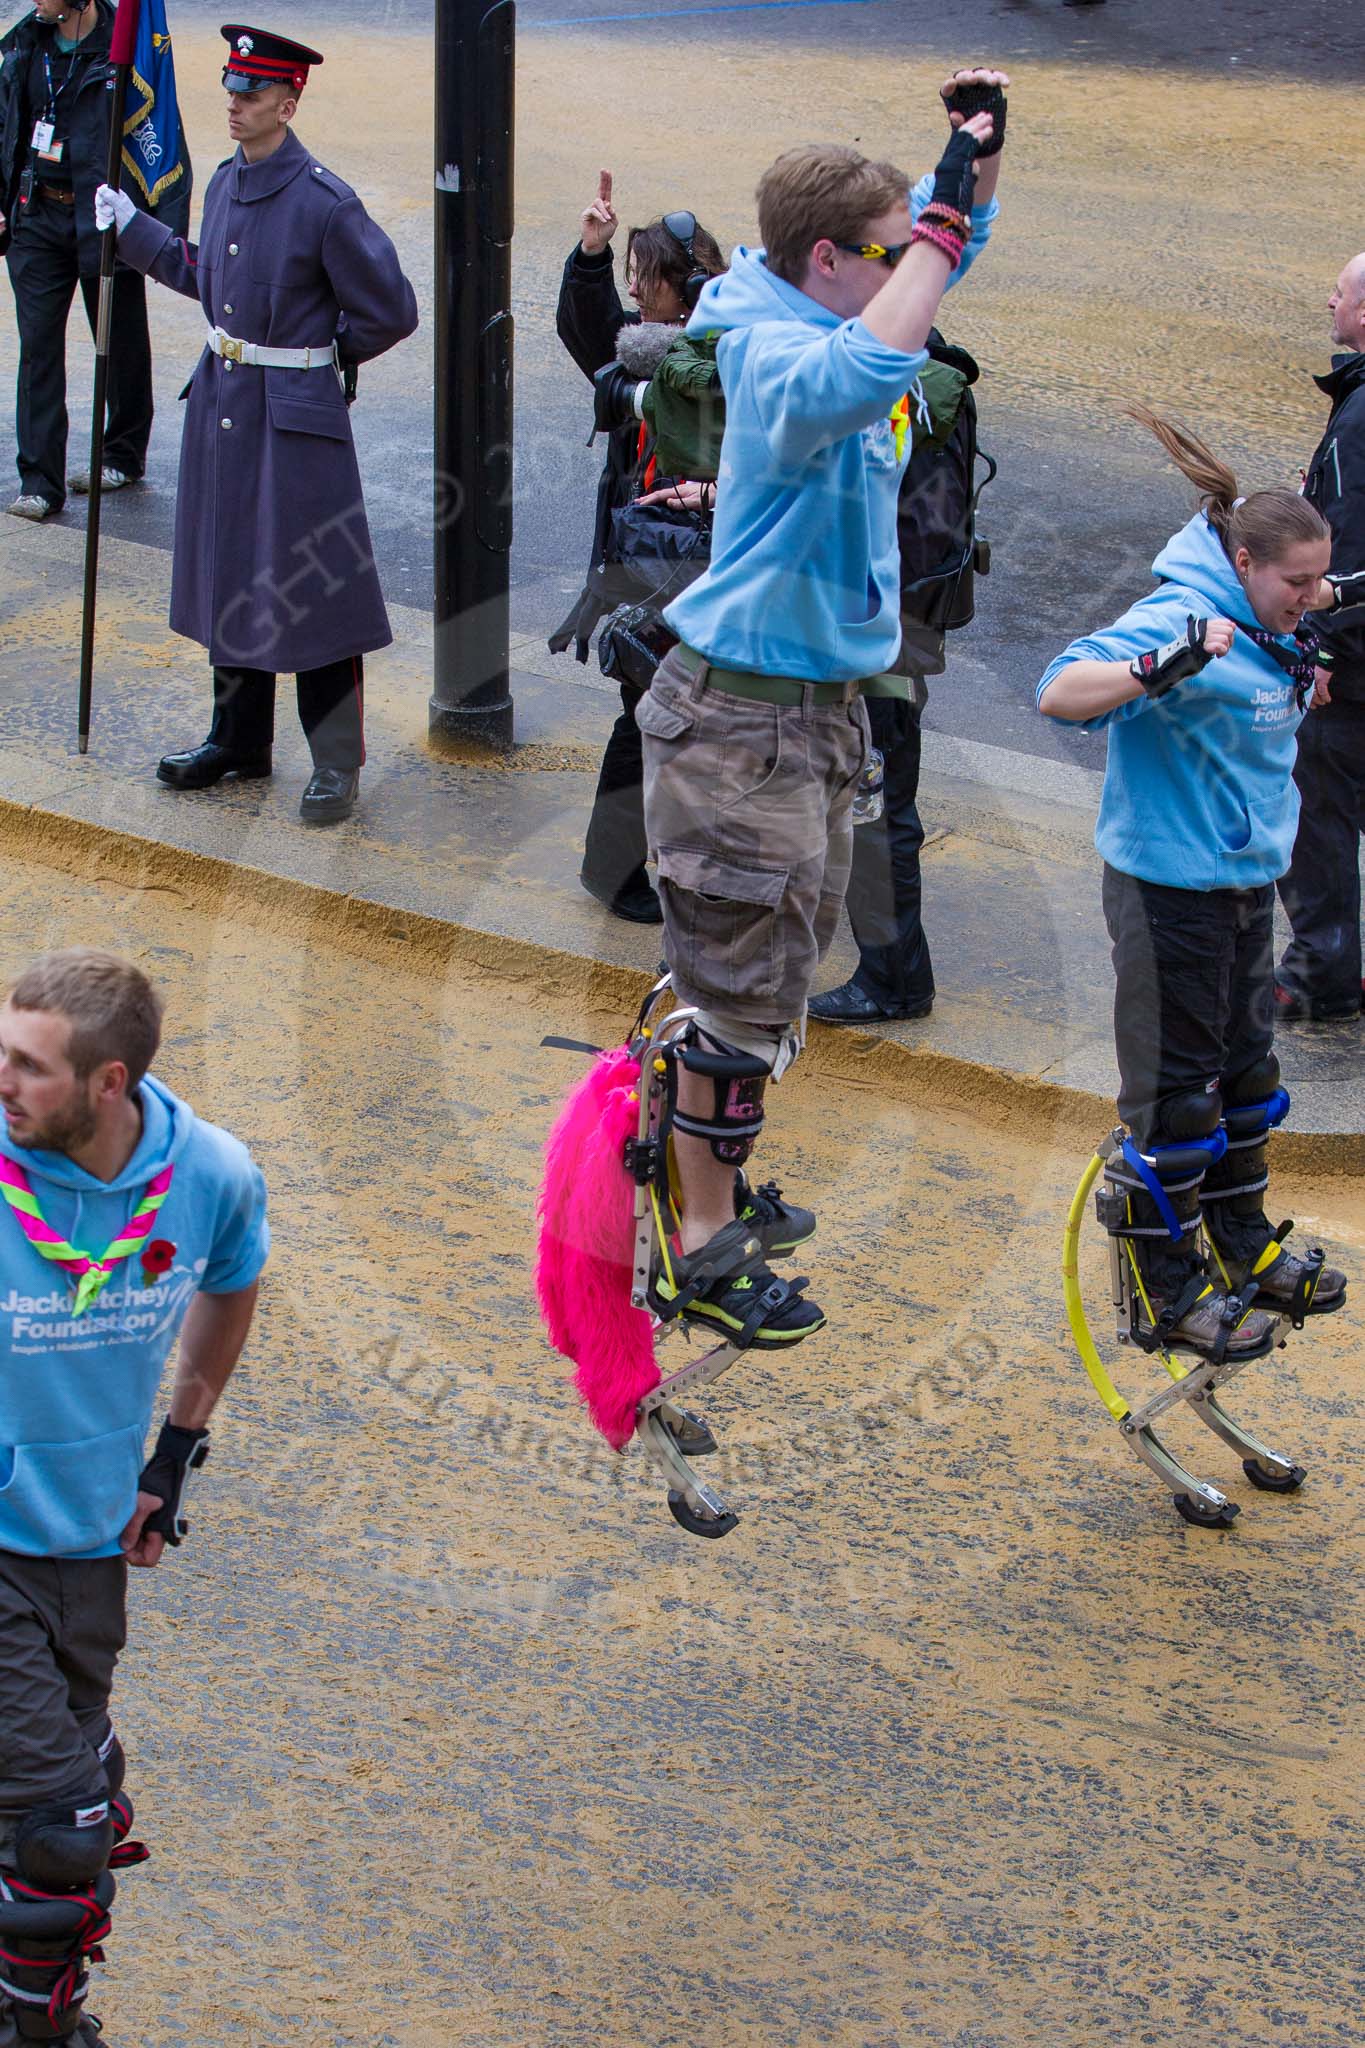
[1037,408,1349,1360]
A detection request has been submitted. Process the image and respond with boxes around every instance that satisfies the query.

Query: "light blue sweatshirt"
[1036,513,1308,891]
[664,179,997,681]
[0,1077,268,1560]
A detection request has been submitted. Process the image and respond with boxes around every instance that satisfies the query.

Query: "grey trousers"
[0,1551,127,1857]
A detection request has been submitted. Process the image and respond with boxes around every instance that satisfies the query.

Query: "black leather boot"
[156,742,272,790]
[300,766,359,824]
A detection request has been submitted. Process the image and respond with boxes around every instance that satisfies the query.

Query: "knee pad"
[13,1804,113,1894]
[1222,1054,1281,1108]
[666,1026,770,1166]
[1221,1087,1290,1144]
[1155,1086,1224,1144]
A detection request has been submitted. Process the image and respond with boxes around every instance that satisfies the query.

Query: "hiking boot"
[734,1173,816,1257]
[1136,1276,1276,1362]
[1222,1237,1347,1318]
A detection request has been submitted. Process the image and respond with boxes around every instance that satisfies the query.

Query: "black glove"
[1129,615,1214,699]
[943,80,1007,158]
[137,1419,210,1546]
[1325,568,1365,614]
[928,125,982,218]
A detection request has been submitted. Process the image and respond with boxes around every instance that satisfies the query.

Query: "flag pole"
[77,0,140,755]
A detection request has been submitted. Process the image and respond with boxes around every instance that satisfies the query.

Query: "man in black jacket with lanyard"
[1276,252,1365,1022]
[0,0,191,520]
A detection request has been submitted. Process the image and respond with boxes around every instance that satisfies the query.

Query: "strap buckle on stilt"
[1138,1273,1217,1357]
[1287,1234,1324,1330]
[735,1274,808,1350]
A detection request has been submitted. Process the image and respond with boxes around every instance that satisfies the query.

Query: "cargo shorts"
[637,645,871,1030]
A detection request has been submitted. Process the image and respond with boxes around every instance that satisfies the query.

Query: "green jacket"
[643,333,966,477]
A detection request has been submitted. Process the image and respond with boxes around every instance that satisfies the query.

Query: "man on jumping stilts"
[637,69,1008,1349]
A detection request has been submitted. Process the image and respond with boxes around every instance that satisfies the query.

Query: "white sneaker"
[69,467,135,495]
[5,494,56,521]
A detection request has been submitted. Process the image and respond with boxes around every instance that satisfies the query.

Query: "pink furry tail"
[535,1045,660,1449]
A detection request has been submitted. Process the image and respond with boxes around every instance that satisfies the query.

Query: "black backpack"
[896,334,996,639]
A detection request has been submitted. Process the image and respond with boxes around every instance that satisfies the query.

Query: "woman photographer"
[552,170,725,923]
[1038,409,1347,1359]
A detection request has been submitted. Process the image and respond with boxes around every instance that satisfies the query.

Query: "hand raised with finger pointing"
[579,168,619,257]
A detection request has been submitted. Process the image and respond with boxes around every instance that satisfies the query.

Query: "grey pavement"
[3,512,1361,1152]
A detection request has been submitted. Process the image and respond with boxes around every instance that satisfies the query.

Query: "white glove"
[94,184,136,235]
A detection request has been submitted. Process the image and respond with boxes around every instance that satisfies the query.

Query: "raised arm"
[859,112,996,355]
[556,167,629,380]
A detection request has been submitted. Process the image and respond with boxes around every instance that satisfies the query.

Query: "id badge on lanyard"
[34,46,71,162]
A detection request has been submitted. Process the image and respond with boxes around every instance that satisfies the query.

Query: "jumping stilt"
[1063,1132,1317,1527]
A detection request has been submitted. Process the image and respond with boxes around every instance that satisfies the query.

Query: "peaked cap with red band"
[220,24,324,95]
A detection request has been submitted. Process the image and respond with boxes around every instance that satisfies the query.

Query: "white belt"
[205,325,338,371]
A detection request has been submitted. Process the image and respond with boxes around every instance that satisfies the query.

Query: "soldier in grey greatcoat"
[97,24,418,823]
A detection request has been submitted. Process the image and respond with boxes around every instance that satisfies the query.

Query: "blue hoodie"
[664,179,997,682]
[0,1076,268,1560]
[1036,513,1308,891]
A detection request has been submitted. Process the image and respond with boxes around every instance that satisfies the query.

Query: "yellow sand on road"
[3,834,1359,2047]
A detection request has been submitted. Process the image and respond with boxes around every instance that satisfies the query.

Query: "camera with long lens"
[591,323,681,437]
[593,360,649,436]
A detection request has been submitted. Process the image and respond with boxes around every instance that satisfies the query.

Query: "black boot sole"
[1256,1287,1347,1318]
[300,800,357,824]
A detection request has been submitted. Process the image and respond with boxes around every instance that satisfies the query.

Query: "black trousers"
[5,192,153,508]
[210,658,366,771]
[581,678,649,900]
[1102,863,1275,1149]
[1276,697,1365,1016]
[844,695,934,1009]
[0,1552,125,1834]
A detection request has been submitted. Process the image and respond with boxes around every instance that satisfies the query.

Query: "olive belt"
[673,642,900,706]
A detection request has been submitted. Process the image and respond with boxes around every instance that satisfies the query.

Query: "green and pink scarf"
[0,1157,174,1316]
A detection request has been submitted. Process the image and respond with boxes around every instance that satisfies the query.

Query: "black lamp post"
[431,0,516,751]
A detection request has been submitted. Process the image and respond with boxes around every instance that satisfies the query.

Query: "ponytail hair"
[1127,403,1328,564]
